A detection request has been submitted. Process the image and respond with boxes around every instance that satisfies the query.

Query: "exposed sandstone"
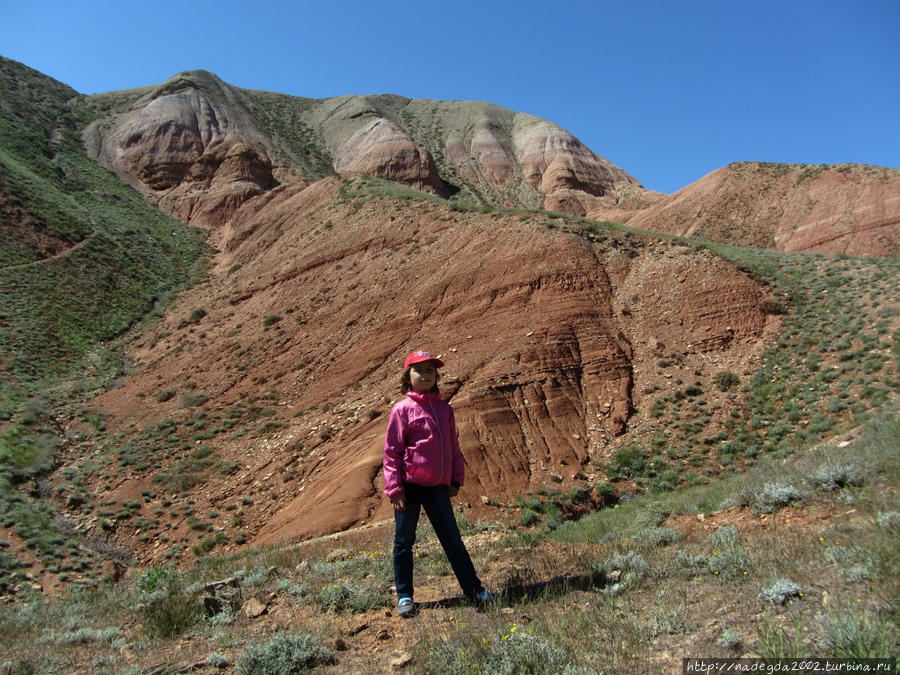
[79,71,900,256]
[619,162,900,256]
[83,71,279,227]
[332,117,447,196]
[83,73,658,227]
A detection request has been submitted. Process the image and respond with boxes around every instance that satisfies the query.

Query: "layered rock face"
[621,163,900,256]
[83,72,280,228]
[80,72,899,256]
[94,179,770,549]
[82,72,657,227]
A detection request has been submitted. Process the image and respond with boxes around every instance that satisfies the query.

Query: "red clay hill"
[90,176,775,557]
[613,162,900,256]
[68,70,895,559]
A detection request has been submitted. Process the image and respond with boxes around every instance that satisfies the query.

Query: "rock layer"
[83,72,280,227]
[83,72,655,227]
[619,162,900,256]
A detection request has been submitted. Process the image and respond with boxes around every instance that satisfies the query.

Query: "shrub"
[606,445,647,481]
[180,392,208,408]
[519,508,539,526]
[594,551,648,596]
[484,631,568,674]
[206,652,230,668]
[141,589,202,638]
[759,298,787,315]
[316,581,386,612]
[706,527,753,580]
[718,628,743,650]
[139,566,174,593]
[758,578,802,604]
[262,314,282,327]
[876,511,900,530]
[428,630,571,675]
[713,371,740,392]
[39,626,121,645]
[807,463,863,491]
[820,612,895,658]
[236,632,334,674]
[754,482,802,513]
[635,527,679,547]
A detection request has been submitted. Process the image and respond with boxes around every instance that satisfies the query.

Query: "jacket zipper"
[428,400,445,484]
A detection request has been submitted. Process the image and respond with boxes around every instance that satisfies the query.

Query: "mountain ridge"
[0,54,897,593]
[76,65,900,256]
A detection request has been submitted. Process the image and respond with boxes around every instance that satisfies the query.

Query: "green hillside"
[0,56,206,389]
[0,57,207,587]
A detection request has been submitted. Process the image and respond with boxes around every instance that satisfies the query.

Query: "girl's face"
[409,363,437,393]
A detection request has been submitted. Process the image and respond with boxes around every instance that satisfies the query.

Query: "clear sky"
[2,0,897,194]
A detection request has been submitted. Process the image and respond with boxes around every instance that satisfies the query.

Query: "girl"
[383,350,492,616]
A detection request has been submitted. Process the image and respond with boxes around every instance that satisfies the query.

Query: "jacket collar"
[407,390,442,404]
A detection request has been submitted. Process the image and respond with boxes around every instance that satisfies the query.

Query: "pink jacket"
[383,391,465,498]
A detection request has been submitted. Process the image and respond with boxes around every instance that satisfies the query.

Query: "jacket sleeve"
[449,405,465,487]
[383,405,406,498]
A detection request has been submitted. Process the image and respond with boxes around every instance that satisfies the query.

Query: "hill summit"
[82,69,656,229]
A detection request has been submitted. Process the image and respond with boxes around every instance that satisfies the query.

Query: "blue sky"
[2,0,897,194]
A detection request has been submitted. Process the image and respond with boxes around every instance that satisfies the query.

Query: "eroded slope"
[84,179,772,557]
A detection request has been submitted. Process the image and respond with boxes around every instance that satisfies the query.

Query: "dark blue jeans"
[393,483,483,600]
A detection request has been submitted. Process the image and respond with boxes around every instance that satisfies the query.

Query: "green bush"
[180,392,208,408]
[606,445,647,481]
[706,526,753,580]
[807,463,863,491]
[519,508,540,526]
[635,527,679,547]
[140,587,202,638]
[820,612,896,658]
[316,581,386,612]
[593,551,648,596]
[427,630,571,675]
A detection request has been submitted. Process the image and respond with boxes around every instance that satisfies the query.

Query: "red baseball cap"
[403,350,444,370]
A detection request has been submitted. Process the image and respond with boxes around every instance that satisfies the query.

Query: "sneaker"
[473,589,495,603]
[397,597,415,617]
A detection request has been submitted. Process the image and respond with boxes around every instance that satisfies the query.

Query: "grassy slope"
[0,56,207,599]
[0,57,206,387]
[0,410,894,673]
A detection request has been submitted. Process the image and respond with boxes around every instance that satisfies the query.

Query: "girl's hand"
[391,495,406,512]
[449,485,459,498]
